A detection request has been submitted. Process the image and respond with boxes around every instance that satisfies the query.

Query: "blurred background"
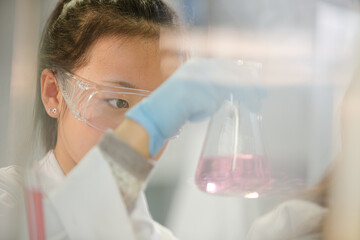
[1,0,359,239]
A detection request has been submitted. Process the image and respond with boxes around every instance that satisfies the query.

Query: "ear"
[41,69,62,118]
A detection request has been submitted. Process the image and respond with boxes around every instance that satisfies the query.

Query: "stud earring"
[48,108,57,114]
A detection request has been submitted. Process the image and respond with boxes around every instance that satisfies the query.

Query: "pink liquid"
[195,154,271,196]
[26,189,46,240]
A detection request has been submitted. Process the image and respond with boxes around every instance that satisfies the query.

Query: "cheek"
[59,110,103,163]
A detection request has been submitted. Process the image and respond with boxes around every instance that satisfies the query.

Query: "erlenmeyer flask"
[195,96,271,198]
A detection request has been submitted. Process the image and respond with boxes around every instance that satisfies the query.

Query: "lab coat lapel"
[47,147,136,239]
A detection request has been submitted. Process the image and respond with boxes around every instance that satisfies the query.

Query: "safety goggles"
[53,69,150,131]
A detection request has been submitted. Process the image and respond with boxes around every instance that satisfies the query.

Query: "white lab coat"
[246,199,328,240]
[0,131,176,240]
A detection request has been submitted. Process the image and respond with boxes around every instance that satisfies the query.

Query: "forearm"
[115,118,151,159]
[98,129,154,212]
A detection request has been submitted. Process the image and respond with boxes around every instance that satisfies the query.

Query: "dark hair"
[35,0,179,152]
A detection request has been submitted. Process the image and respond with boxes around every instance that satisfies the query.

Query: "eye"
[107,99,129,109]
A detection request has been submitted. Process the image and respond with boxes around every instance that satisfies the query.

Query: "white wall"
[0,0,15,167]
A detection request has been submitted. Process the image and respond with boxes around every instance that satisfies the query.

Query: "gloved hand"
[126,58,264,157]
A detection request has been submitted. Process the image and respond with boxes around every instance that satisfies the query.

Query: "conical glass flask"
[195,96,271,198]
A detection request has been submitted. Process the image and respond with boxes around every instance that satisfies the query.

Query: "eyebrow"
[103,80,139,89]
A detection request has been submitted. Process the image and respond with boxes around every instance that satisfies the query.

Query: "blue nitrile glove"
[125,58,265,157]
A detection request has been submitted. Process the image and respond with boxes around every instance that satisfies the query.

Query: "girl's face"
[50,36,177,173]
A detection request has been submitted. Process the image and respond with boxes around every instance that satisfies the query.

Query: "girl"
[3,0,181,238]
[1,0,255,239]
